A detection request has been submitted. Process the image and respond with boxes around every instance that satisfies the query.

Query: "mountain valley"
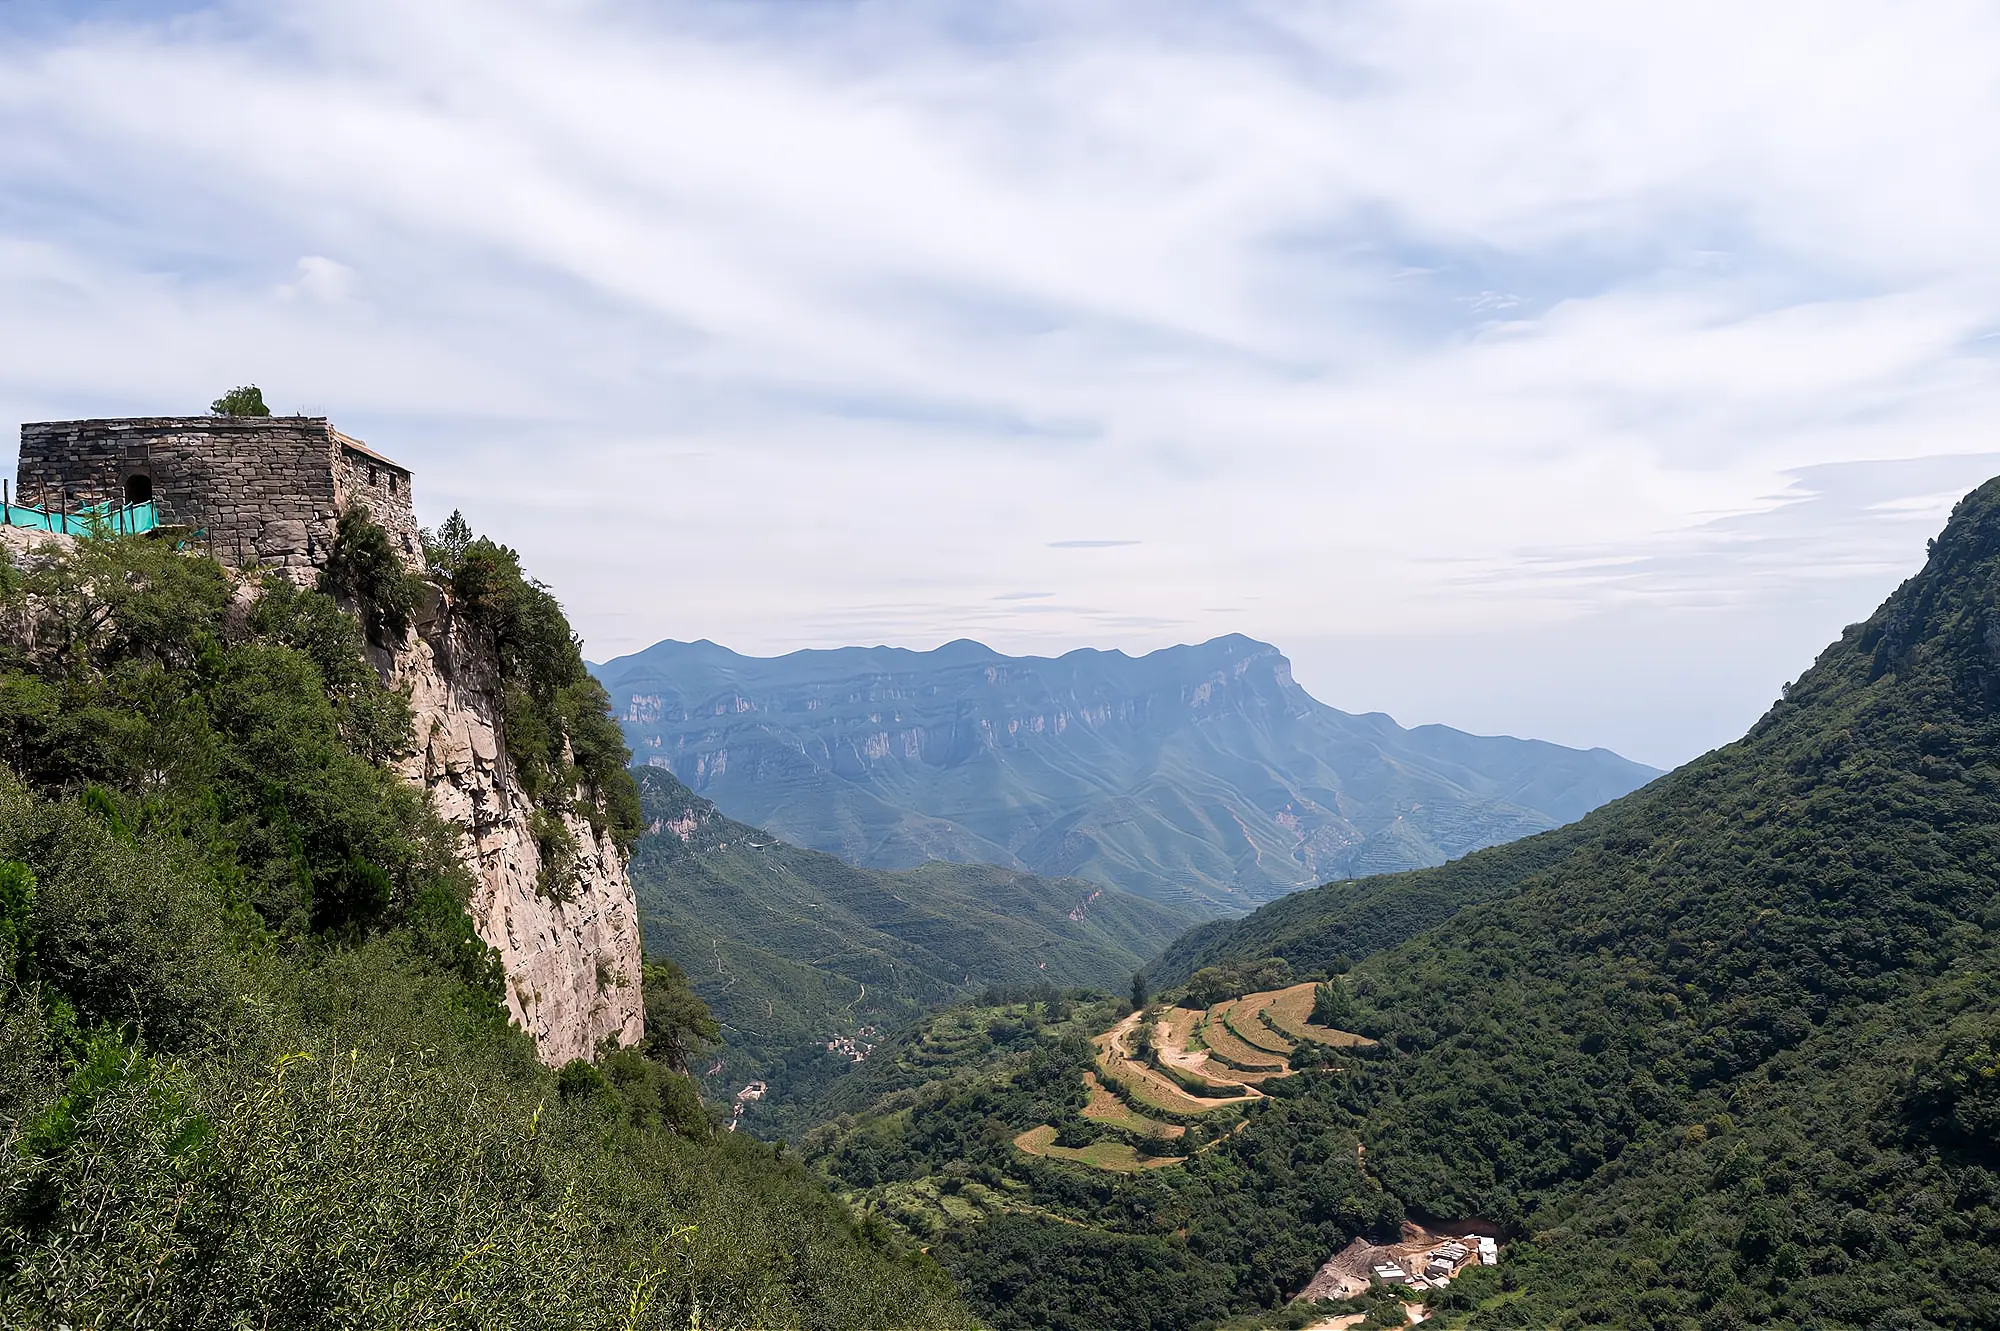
[10,417,1999,1331]
[626,765,1198,1121]
[780,476,2000,1331]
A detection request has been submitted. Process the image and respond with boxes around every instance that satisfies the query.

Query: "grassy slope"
[628,766,1199,1105]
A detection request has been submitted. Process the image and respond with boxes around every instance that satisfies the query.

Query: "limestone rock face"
[0,523,640,1065]
[379,606,643,1066]
[0,526,73,567]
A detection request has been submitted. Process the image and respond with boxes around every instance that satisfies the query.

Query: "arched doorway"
[124,474,153,504]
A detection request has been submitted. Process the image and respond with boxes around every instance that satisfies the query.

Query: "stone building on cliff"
[10,413,643,1066]
[14,415,420,577]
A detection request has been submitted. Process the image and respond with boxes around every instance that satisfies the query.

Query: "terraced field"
[1079,1072,1185,1139]
[1012,982,1373,1175]
[1218,997,1296,1055]
[1194,1013,1291,1072]
[1012,1124,1185,1172]
[1263,982,1375,1047]
[1094,1012,1256,1114]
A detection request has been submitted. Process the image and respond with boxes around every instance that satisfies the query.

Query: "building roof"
[328,427,410,474]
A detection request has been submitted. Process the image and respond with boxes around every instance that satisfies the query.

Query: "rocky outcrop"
[0,526,72,567]
[2,522,641,1065]
[379,600,643,1066]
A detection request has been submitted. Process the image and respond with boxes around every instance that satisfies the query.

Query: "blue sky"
[6,0,2000,768]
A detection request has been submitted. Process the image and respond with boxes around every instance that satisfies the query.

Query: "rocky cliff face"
[1,524,641,1064]
[382,600,643,1066]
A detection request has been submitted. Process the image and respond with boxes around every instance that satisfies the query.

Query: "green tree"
[1311,979,1356,1028]
[421,509,476,579]
[319,505,423,644]
[210,385,272,417]
[1130,970,1149,1013]
[641,959,722,1075]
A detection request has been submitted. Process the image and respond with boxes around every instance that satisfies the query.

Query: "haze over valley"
[594,634,1658,913]
[6,5,2000,1330]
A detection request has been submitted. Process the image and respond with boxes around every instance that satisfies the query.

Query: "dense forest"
[0,524,969,1328]
[806,477,2000,1331]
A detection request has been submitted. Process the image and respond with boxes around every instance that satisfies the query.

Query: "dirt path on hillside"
[1096,1011,1262,1110]
[1152,1010,1266,1093]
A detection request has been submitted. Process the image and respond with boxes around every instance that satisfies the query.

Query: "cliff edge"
[385,599,642,1065]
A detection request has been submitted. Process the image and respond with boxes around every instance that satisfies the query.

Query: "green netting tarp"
[2,499,161,536]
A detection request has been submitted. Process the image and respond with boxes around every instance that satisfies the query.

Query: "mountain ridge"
[593,633,1660,912]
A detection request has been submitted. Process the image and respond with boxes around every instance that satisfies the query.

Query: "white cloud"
[2,0,1999,764]
[277,255,357,305]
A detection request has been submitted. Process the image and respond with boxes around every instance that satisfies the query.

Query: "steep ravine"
[378,594,643,1065]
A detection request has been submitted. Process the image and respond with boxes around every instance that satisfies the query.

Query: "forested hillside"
[1172,477,2000,1327]
[1150,823,1587,988]
[595,635,1657,911]
[804,477,2000,1331]
[0,528,969,1328]
[629,765,1194,1117]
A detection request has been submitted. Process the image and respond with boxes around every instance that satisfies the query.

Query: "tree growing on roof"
[210,385,272,417]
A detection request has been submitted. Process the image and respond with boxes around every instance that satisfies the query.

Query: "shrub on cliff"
[0,532,973,1329]
[320,504,425,644]
[422,511,642,852]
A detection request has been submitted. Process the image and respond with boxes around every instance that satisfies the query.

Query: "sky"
[5,1,2000,769]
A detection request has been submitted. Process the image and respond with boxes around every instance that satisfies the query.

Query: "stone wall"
[15,417,419,579]
[329,431,422,564]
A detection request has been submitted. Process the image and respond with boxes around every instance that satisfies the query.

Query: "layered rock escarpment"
[594,635,1662,913]
[380,598,643,1066]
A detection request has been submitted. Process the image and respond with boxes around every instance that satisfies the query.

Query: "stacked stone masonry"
[16,416,419,579]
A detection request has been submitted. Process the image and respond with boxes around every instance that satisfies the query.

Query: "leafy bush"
[320,504,424,644]
[0,860,32,977]
[422,512,641,852]
[530,805,580,901]
[210,384,271,417]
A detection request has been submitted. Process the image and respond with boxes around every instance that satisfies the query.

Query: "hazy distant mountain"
[592,634,1661,913]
